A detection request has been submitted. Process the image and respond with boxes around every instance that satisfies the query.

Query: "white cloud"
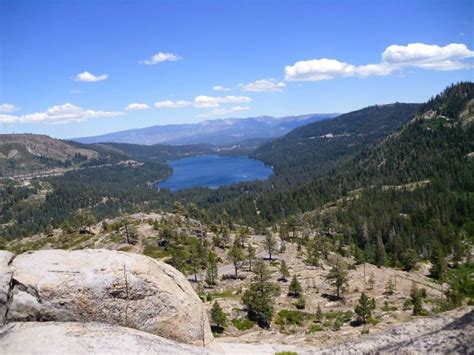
[285,43,474,81]
[239,79,286,92]
[140,52,182,65]
[125,103,150,110]
[74,71,109,82]
[0,103,123,124]
[0,103,19,113]
[285,58,356,81]
[382,43,474,67]
[154,100,192,108]
[213,85,231,92]
[194,95,252,108]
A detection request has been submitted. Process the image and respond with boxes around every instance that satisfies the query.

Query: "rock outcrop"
[0,251,14,324]
[0,322,214,355]
[3,249,213,347]
[320,307,473,354]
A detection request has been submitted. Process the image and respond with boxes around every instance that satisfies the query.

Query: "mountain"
[0,134,125,176]
[73,114,338,146]
[247,82,474,260]
[252,103,421,183]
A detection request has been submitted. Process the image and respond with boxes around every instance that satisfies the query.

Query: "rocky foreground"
[0,249,472,354]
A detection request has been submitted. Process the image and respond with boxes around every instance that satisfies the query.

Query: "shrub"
[275,309,310,326]
[231,318,255,331]
[309,324,324,333]
[294,297,306,310]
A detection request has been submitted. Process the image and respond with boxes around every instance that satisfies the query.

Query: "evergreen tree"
[288,275,303,297]
[211,301,227,331]
[430,244,447,283]
[247,244,256,272]
[326,259,349,299]
[279,260,290,282]
[228,242,245,279]
[205,252,218,286]
[401,249,418,271]
[354,292,375,324]
[264,231,277,260]
[242,261,280,328]
[410,282,423,316]
[305,238,320,266]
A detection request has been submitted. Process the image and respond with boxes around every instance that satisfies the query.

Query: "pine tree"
[211,301,227,331]
[205,253,218,286]
[228,242,244,279]
[264,231,277,260]
[401,249,418,271]
[305,238,320,266]
[242,261,280,328]
[247,244,256,272]
[430,244,447,282]
[288,275,303,297]
[279,260,290,282]
[354,292,375,324]
[410,282,423,316]
[326,259,349,299]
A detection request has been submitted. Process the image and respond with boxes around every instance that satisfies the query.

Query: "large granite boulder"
[0,322,214,355]
[0,251,14,324]
[5,249,213,346]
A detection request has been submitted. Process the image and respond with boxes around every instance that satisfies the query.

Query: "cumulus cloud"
[239,79,286,92]
[285,43,474,81]
[0,103,123,124]
[193,95,252,108]
[125,103,150,110]
[154,100,192,108]
[140,52,182,65]
[74,71,109,82]
[0,103,19,113]
[212,85,231,92]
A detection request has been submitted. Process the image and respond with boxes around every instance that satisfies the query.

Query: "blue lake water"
[158,155,273,191]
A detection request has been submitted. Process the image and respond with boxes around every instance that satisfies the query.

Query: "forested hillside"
[225,83,474,274]
[253,103,420,183]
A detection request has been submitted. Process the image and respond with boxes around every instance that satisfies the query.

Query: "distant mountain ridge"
[73,114,338,146]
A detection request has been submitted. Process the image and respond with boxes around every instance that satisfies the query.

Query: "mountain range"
[73,114,338,146]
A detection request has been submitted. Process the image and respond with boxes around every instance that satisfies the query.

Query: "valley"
[1,83,473,353]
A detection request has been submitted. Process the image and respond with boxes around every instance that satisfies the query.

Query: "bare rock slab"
[0,322,214,355]
[6,249,213,346]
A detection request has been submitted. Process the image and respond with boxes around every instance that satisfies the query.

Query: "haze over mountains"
[73,113,337,146]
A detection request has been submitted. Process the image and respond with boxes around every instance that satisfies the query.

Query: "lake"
[158,155,273,191]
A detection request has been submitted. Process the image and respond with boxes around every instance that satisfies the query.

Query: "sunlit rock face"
[4,249,213,347]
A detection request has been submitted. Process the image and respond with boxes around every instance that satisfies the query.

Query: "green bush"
[325,310,353,322]
[275,309,310,326]
[309,324,324,333]
[232,318,255,331]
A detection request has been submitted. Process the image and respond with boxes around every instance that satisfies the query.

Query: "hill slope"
[73,114,337,146]
[0,134,126,176]
[253,103,421,182]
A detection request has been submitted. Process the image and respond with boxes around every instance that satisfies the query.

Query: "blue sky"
[0,0,473,139]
